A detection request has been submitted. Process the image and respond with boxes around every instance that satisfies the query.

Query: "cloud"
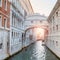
[30,0,57,16]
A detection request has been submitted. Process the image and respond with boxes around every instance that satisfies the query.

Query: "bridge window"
[40,21,42,23]
[31,21,33,23]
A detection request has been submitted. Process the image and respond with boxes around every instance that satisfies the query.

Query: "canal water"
[8,41,59,60]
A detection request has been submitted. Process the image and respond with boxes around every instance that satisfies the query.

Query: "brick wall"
[0,0,10,28]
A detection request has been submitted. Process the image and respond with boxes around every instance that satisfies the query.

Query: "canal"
[7,41,59,60]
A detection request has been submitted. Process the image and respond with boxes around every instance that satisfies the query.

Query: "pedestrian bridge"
[23,25,49,41]
[24,25,48,32]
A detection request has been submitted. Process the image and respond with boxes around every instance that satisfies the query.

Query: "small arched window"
[56,12,58,16]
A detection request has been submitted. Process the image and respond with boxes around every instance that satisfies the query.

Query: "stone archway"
[24,26,49,42]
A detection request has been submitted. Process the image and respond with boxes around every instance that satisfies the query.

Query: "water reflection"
[8,41,59,60]
[30,41,45,60]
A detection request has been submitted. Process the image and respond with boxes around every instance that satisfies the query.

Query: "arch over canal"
[23,25,49,41]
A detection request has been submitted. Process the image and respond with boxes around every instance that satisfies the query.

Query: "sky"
[30,0,57,16]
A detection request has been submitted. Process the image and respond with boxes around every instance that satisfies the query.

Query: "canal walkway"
[7,41,59,60]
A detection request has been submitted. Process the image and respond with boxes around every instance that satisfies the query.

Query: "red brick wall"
[0,0,10,28]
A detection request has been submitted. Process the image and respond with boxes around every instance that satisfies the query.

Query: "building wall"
[6,0,34,56]
[0,0,10,28]
[0,0,34,59]
[9,0,24,55]
[19,0,33,16]
[0,0,10,59]
[46,0,60,58]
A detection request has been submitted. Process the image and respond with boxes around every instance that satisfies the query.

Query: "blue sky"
[30,0,57,16]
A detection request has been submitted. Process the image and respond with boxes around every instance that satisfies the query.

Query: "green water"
[7,41,59,60]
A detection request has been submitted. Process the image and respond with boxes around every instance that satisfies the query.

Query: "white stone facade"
[0,0,33,59]
[9,0,24,55]
[0,29,9,60]
[46,0,60,58]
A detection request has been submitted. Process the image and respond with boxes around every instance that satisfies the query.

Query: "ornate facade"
[46,0,60,58]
